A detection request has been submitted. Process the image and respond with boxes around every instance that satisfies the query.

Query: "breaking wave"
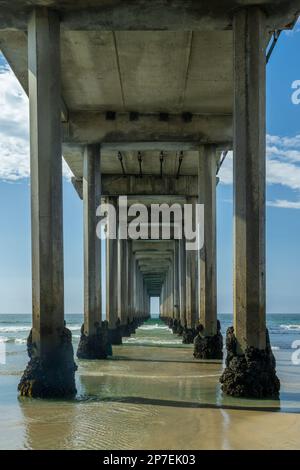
[280,324,300,331]
[138,324,169,331]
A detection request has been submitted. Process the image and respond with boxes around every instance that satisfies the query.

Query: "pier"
[0,0,299,399]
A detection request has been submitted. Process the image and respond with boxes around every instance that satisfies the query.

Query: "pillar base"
[121,324,131,337]
[18,327,77,398]
[171,319,181,334]
[177,322,184,336]
[193,322,223,359]
[194,333,223,359]
[220,327,280,398]
[182,327,196,344]
[108,327,122,345]
[77,324,110,359]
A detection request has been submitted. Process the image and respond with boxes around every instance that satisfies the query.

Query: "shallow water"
[1,314,300,449]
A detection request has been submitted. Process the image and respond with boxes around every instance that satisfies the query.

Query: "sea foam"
[280,324,300,331]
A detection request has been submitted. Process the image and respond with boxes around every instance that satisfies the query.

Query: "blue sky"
[0,25,300,314]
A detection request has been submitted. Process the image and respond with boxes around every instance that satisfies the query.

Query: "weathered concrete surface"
[178,238,186,328]
[221,7,280,397]
[19,9,76,397]
[0,1,298,31]
[220,327,280,398]
[63,113,232,145]
[77,144,106,359]
[233,8,267,353]
[105,198,121,344]
[198,145,217,337]
[27,8,64,357]
[72,175,200,200]
[117,238,129,327]
[77,322,110,359]
[193,321,223,360]
[19,327,77,398]
[82,145,102,334]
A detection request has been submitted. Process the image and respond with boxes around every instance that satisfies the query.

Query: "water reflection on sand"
[2,324,300,449]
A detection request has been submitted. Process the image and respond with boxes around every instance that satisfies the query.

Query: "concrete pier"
[1,0,295,399]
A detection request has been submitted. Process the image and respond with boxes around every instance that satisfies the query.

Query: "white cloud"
[218,151,233,185]
[267,199,300,209]
[0,54,72,182]
[218,134,300,209]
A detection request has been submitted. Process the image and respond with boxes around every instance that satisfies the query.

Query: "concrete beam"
[132,241,174,252]
[63,112,232,145]
[72,175,199,200]
[0,1,298,31]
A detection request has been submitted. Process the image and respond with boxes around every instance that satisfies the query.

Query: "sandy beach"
[1,317,300,450]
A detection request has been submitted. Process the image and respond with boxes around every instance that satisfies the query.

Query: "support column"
[127,240,137,333]
[19,8,76,398]
[172,240,181,334]
[166,264,174,328]
[118,238,130,336]
[132,259,138,323]
[220,7,280,398]
[106,198,122,345]
[178,238,186,333]
[183,198,197,344]
[77,144,108,359]
[194,145,223,359]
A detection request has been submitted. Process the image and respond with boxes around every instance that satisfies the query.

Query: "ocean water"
[0,313,299,376]
[0,313,300,449]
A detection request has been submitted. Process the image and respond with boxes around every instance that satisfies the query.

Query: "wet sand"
[1,338,300,449]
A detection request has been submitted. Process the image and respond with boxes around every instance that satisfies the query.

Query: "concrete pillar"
[198,146,217,318]
[127,240,134,322]
[19,8,76,398]
[160,281,166,320]
[132,259,138,320]
[166,265,174,322]
[174,240,180,320]
[194,145,222,359]
[126,240,137,333]
[77,144,108,359]
[118,237,130,335]
[220,7,280,398]
[106,197,122,345]
[179,238,186,327]
[183,197,197,344]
